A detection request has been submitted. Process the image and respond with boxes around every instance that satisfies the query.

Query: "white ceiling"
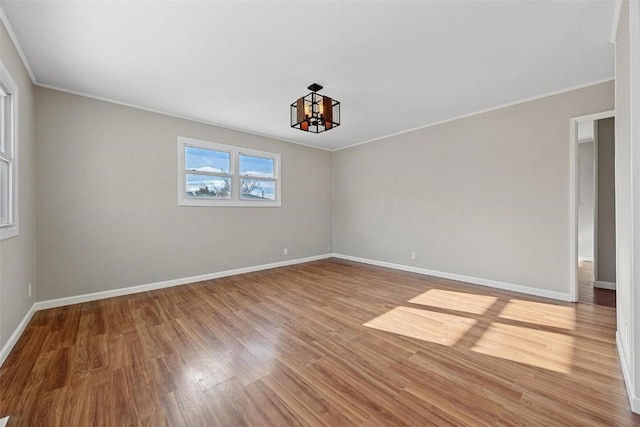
[0,1,616,150]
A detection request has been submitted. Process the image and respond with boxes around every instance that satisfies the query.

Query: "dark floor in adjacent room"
[578,260,616,308]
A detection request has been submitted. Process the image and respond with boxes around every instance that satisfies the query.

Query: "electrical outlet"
[411,252,417,261]
[283,247,288,255]
[28,284,32,298]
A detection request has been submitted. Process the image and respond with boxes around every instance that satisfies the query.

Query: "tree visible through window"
[178,137,281,207]
[239,154,276,201]
[185,146,232,199]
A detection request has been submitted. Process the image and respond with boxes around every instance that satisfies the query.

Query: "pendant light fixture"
[290,83,340,133]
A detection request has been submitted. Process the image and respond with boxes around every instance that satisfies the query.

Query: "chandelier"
[291,83,340,133]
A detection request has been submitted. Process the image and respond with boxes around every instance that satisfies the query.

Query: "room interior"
[1,1,640,425]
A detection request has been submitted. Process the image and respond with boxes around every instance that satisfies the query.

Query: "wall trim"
[38,79,616,155]
[594,280,616,290]
[35,83,332,153]
[0,303,36,368]
[578,256,594,262]
[617,331,640,413]
[1,253,331,367]
[0,2,617,154]
[333,253,572,302]
[569,109,616,302]
[33,253,332,311]
[335,78,615,152]
[0,5,36,83]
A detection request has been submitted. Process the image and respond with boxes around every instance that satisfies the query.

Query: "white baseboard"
[1,253,332,368]
[0,304,37,368]
[332,253,572,302]
[34,253,333,311]
[578,256,594,262]
[617,331,640,413]
[594,280,616,290]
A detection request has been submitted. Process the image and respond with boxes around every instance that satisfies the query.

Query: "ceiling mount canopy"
[291,83,340,134]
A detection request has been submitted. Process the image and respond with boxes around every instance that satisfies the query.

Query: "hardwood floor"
[578,260,616,308]
[0,258,637,426]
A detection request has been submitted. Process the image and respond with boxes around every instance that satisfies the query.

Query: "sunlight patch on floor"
[471,322,574,373]
[498,299,576,330]
[363,306,477,346]
[409,289,498,315]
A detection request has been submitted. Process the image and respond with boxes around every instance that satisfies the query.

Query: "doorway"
[570,111,616,306]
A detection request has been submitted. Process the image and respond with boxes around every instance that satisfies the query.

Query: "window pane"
[0,94,5,154]
[185,146,230,174]
[0,159,8,224]
[239,154,274,178]
[186,174,232,199]
[240,179,275,201]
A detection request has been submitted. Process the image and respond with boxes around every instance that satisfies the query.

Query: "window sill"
[179,199,281,207]
[0,225,18,240]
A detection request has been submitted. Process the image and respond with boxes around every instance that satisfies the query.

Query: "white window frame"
[0,62,18,240]
[177,136,281,207]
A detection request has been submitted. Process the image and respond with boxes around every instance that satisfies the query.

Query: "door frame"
[569,110,615,302]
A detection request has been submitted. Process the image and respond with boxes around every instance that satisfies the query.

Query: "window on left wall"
[0,63,17,240]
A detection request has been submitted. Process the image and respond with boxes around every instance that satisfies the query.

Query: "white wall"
[614,0,634,408]
[0,22,36,352]
[628,0,640,411]
[35,87,333,301]
[333,81,614,299]
[578,139,595,261]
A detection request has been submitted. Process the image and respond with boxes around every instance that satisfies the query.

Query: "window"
[0,63,17,240]
[178,137,281,207]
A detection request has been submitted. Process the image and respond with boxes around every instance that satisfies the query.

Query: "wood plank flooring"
[578,260,616,307]
[1,258,637,426]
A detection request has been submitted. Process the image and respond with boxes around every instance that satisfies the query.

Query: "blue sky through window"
[185,174,231,198]
[180,138,280,205]
[185,146,230,173]
[239,154,274,178]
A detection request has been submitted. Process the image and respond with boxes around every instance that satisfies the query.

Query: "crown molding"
[36,83,332,152]
[0,2,617,153]
[0,4,36,83]
[335,77,615,152]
